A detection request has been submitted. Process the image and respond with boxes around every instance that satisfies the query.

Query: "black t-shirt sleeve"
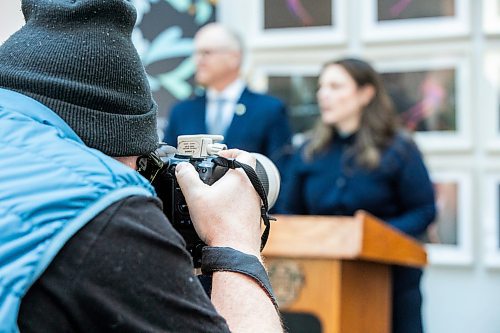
[18,195,230,333]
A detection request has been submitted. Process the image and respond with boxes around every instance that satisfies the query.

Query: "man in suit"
[165,23,292,170]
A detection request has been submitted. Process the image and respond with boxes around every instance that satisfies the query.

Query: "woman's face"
[317,64,369,133]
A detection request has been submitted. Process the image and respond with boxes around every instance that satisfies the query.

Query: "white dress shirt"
[205,79,245,136]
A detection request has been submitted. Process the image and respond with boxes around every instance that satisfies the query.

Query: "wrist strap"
[201,247,279,312]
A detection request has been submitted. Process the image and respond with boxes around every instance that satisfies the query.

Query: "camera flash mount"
[177,135,227,158]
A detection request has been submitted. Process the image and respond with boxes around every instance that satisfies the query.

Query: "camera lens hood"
[252,153,281,209]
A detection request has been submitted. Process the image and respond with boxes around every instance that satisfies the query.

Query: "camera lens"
[252,153,280,209]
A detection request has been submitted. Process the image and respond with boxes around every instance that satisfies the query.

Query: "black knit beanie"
[0,0,158,156]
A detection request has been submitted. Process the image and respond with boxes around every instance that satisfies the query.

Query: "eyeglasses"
[194,48,235,58]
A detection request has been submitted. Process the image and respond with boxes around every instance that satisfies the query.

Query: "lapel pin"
[235,103,246,116]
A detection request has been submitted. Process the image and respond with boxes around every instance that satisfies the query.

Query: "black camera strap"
[200,247,279,312]
[212,157,275,252]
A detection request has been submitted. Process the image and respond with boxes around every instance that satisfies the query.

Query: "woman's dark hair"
[304,57,399,168]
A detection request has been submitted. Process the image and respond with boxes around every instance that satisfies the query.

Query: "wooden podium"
[262,211,427,333]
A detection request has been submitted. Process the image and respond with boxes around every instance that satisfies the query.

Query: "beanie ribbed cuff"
[23,90,159,156]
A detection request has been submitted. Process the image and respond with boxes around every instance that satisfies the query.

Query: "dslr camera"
[138,135,280,267]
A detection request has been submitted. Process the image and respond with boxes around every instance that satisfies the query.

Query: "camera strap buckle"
[222,157,238,169]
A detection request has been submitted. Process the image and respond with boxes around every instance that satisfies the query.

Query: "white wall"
[0,0,24,44]
[219,1,500,332]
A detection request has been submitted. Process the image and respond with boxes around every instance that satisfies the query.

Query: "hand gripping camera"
[137,135,280,267]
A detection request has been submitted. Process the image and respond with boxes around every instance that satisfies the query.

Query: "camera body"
[138,135,280,267]
[143,135,228,266]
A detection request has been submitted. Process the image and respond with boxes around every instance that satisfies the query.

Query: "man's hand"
[175,149,262,257]
[175,148,282,332]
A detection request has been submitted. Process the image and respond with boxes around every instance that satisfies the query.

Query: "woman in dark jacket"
[282,58,436,333]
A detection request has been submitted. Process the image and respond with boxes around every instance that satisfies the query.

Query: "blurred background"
[2,1,499,332]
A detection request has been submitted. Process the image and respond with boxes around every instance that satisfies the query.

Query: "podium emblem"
[267,260,305,308]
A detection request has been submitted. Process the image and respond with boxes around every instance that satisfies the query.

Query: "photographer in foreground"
[0,1,282,332]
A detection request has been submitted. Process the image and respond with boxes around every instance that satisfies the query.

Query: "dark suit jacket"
[165,87,292,166]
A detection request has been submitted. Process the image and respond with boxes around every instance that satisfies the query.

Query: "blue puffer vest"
[0,88,156,332]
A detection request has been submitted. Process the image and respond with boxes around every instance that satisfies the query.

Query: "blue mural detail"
[131,0,216,121]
